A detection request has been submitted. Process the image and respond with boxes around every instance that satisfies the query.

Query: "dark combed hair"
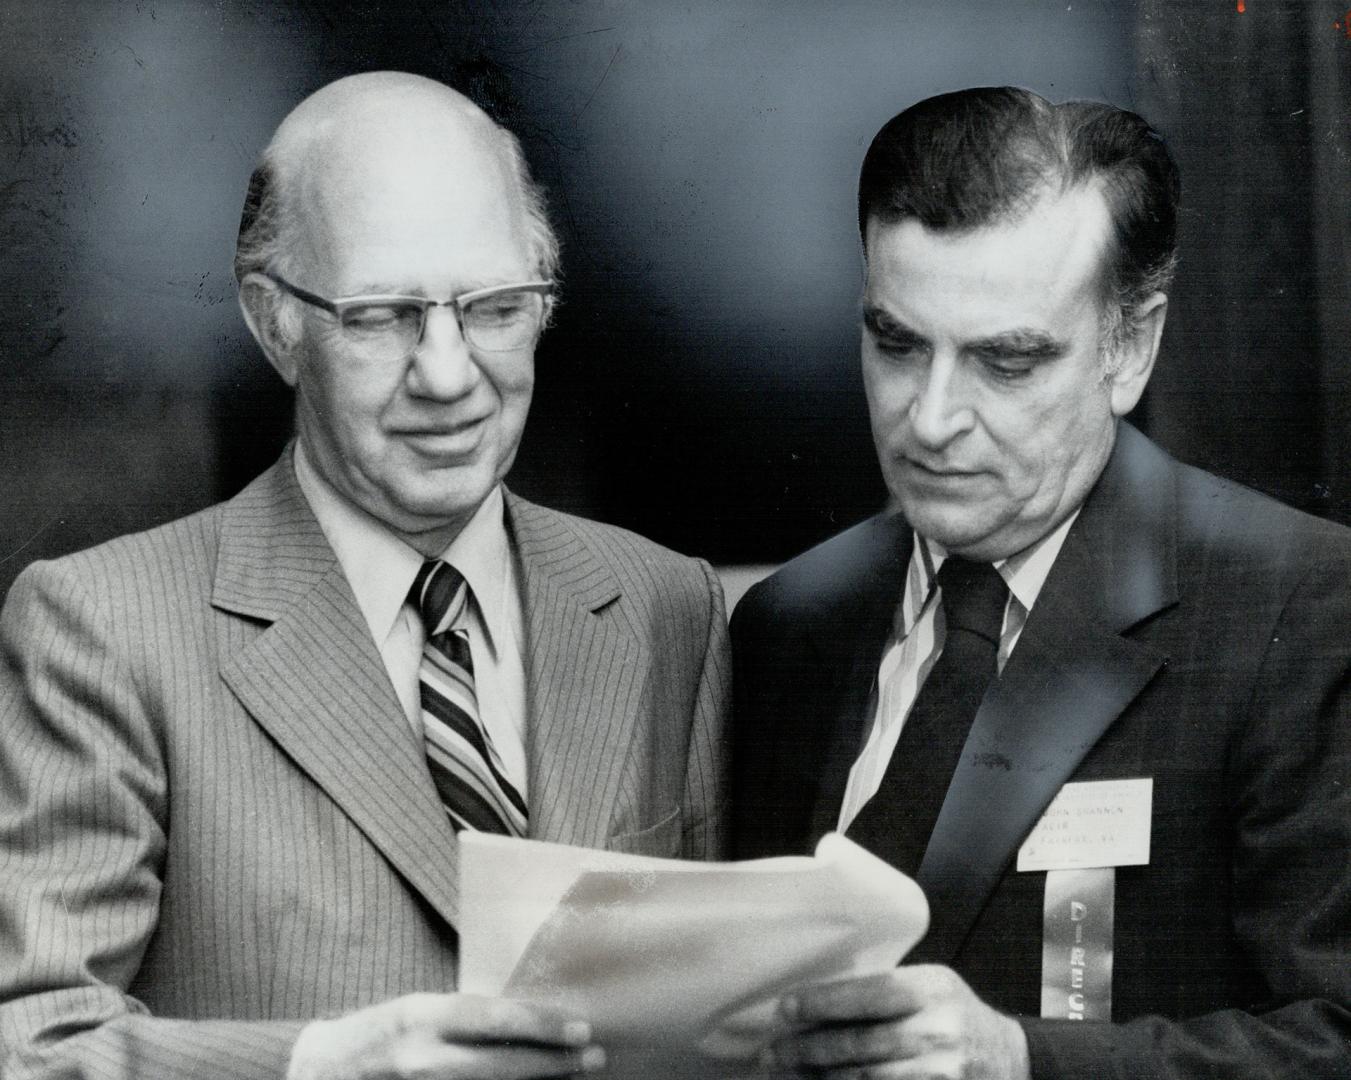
[858,86,1180,350]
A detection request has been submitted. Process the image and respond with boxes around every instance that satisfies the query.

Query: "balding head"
[273,71,492,154]
[235,72,558,302]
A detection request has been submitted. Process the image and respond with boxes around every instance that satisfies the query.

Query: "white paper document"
[458,832,928,1078]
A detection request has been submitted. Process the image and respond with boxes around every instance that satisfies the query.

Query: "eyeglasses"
[261,272,553,358]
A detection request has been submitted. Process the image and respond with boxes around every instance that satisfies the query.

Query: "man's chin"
[362,483,497,552]
[896,505,1009,559]
[395,493,489,527]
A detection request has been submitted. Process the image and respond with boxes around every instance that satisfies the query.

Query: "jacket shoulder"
[734,512,907,626]
[6,501,225,613]
[1170,455,1351,571]
[507,496,718,602]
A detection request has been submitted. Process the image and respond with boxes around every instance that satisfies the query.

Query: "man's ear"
[1108,291,1167,417]
[238,273,300,387]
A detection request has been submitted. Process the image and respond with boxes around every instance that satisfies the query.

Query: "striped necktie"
[409,559,527,836]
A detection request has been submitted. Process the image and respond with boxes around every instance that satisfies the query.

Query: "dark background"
[2,1,1348,601]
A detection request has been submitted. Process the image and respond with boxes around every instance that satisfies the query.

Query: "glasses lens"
[339,302,424,359]
[462,289,544,352]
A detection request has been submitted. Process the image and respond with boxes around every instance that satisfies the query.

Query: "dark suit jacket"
[731,423,1351,1079]
[0,452,729,1080]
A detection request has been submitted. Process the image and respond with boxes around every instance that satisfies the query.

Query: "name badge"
[1017,778,1152,872]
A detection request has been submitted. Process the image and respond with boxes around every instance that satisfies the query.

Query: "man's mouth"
[396,418,489,456]
[901,456,977,478]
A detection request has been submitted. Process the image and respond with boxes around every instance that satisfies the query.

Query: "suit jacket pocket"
[605,806,682,856]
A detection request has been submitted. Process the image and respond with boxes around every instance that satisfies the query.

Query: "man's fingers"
[817,1055,965,1080]
[405,992,593,1047]
[287,993,603,1080]
[779,966,952,1025]
[767,1019,910,1069]
[415,1041,605,1079]
[765,967,1024,1080]
[769,1024,970,1079]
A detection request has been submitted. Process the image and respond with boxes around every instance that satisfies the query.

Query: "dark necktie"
[409,559,527,836]
[847,556,1008,876]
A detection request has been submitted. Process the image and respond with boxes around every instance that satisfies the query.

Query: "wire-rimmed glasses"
[260,271,553,359]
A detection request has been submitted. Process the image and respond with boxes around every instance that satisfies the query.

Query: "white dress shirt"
[293,443,530,800]
[837,511,1080,832]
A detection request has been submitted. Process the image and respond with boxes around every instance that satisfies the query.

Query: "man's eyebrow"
[965,329,1066,359]
[862,305,927,344]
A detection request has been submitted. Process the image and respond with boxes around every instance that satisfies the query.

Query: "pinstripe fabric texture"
[0,451,729,1080]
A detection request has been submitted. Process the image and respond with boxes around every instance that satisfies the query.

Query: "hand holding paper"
[285,992,604,1080]
[458,832,928,1078]
[763,965,1030,1080]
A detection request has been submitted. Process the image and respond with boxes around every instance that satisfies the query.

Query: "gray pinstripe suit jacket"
[0,452,729,1079]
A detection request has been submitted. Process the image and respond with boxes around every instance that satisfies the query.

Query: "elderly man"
[731,88,1351,1079]
[0,73,727,1079]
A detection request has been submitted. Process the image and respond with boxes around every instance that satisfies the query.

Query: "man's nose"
[406,306,480,399]
[907,355,974,448]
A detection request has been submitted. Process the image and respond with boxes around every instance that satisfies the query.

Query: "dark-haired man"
[0,72,728,1079]
[731,87,1351,1079]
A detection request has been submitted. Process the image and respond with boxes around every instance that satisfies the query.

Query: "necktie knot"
[936,557,1007,645]
[409,560,469,638]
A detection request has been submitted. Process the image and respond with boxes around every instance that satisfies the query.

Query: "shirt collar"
[436,483,513,652]
[994,508,1080,613]
[902,508,1081,633]
[292,441,513,651]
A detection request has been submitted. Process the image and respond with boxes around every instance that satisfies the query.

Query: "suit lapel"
[915,424,1177,962]
[807,515,914,842]
[507,493,646,849]
[214,454,462,927]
